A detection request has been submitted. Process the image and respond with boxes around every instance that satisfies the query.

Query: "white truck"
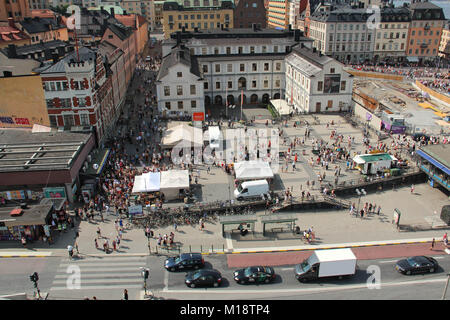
[234,180,269,201]
[294,248,357,282]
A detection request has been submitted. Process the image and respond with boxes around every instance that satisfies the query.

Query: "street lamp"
[355,188,366,215]
[29,272,41,299]
[140,267,150,296]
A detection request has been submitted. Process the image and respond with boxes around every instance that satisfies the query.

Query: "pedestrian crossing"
[50,256,148,293]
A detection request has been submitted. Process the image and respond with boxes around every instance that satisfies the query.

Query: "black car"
[395,256,439,275]
[233,266,276,284]
[164,253,204,272]
[185,269,222,288]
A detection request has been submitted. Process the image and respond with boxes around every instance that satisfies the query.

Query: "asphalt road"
[1,253,449,300]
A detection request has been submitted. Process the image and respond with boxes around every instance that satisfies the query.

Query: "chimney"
[8,17,15,28]
[8,44,17,58]
[110,7,115,18]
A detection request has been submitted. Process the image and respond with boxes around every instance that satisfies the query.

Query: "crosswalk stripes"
[50,256,148,292]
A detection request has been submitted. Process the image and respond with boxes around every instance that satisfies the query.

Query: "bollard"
[211,244,213,253]
[189,245,191,252]
[223,244,225,252]
[201,245,202,253]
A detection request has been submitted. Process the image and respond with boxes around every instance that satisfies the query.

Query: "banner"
[128,205,143,215]
[43,187,67,199]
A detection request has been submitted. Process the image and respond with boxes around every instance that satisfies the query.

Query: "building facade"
[267,0,288,30]
[309,7,375,63]
[160,28,311,116]
[0,0,31,22]
[162,0,234,39]
[234,0,266,29]
[438,21,450,59]
[16,16,68,44]
[156,46,205,117]
[285,45,353,113]
[406,1,446,62]
[373,7,410,63]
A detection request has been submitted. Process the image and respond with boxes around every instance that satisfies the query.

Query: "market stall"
[234,161,274,181]
[353,153,397,175]
[160,170,190,201]
[160,124,203,149]
[131,172,161,193]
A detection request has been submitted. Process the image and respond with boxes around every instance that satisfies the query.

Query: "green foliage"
[441,205,450,226]
[267,104,279,119]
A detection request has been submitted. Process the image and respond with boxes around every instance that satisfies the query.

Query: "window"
[262,46,267,53]
[263,80,268,88]
[250,46,255,54]
[274,46,278,53]
[216,82,220,89]
[330,68,335,73]
[203,65,208,73]
[63,114,74,127]
[275,63,281,71]
[240,64,245,72]
[191,101,197,108]
[214,47,219,54]
[165,102,171,110]
[238,47,243,54]
[275,79,280,88]
[227,64,232,72]
[317,81,323,91]
[226,47,231,54]
[178,101,183,110]
[177,85,183,95]
[61,98,71,108]
[49,115,57,127]
[164,86,170,96]
[204,82,208,89]
[202,48,207,55]
[252,80,257,88]
[79,113,89,125]
[215,64,220,72]
[252,63,257,71]
[177,72,182,77]
[190,85,196,95]
[228,81,232,89]
[46,99,54,108]
[264,63,269,71]
[341,81,346,91]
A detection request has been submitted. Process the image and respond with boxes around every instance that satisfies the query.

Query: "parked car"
[164,253,204,272]
[395,256,439,275]
[234,266,276,284]
[185,269,222,288]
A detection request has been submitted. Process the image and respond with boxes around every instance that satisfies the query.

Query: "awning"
[416,149,450,175]
[234,161,274,180]
[132,172,161,193]
[406,56,419,62]
[82,149,111,176]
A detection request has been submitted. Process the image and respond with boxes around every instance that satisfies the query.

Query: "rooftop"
[419,144,450,169]
[0,129,91,173]
[157,46,201,81]
[19,17,66,34]
[38,46,97,74]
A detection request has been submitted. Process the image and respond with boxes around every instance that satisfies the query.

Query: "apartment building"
[0,0,31,21]
[373,7,411,63]
[267,0,289,30]
[438,21,450,59]
[285,44,353,113]
[309,7,375,63]
[234,0,266,29]
[162,0,234,39]
[406,1,446,63]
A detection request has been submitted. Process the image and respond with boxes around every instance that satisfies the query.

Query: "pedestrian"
[123,289,128,300]
[411,184,414,193]
[75,241,79,254]
[112,239,117,251]
[97,227,101,239]
[377,205,381,215]
[21,236,26,247]
[174,223,177,232]
[443,233,448,247]
[430,238,435,250]
[95,238,98,249]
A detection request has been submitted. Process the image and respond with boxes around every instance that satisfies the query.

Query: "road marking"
[50,284,142,291]
[379,260,399,264]
[161,277,448,295]
[163,270,169,292]
[225,233,233,251]
[281,268,293,271]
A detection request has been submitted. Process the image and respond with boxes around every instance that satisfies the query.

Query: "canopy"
[234,161,274,180]
[270,99,291,116]
[208,126,221,149]
[161,124,203,148]
[160,170,189,189]
[132,172,161,193]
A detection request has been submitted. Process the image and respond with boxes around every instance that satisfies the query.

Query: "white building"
[285,45,353,113]
[156,46,205,117]
[161,28,312,111]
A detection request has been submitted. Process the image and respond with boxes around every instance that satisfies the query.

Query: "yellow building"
[162,0,234,39]
[267,0,289,30]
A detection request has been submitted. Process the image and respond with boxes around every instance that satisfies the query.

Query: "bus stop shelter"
[260,214,298,236]
[219,214,258,237]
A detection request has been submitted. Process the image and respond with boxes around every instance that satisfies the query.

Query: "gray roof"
[157,46,201,81]
[39,46,97,74]
[20,17,66,34]
[291,45,334,68]
[196,54,287,62]
[0,129,92,173]
[419,144,450,169]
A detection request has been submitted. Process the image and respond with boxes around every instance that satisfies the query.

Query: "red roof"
[0,25,29,43]
[114,14,136,28]
[31,9,56,19]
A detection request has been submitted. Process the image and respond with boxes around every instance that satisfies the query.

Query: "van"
[294,248,357,282]
[234,179,269,201]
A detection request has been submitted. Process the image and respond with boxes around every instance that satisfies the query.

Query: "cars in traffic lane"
[395,256,439,275]
[234,266,276,284]
[165,253,204,272]
[185,269,223,288]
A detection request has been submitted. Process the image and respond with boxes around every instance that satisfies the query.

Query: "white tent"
[161,124,203,149]
[234,161,274,180]
[160,170,190,200]
[132,172,161,193]
[208,126,221,149]
[270,99,292,116]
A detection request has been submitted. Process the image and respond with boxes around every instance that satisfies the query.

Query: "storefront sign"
[0,116,31,125]
[43,187,67,199]
[128,205,143,215]
[192,112,205,122]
